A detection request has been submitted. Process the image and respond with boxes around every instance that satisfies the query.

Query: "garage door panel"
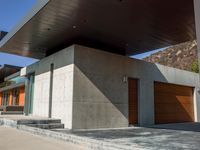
[155,104,194,114]
[155,83,193,95]
[157,112,194,117]
[155,105,194,113]
[176,96,193,103]
[156,114,195,120]
[154,85,173,92]
[155,93,193,98]
[154,89,193,97]
[154,82,194,124]
[156,116,194,122]
[154,95,193,104]
[176,86,192,93]
[156,113,194,123]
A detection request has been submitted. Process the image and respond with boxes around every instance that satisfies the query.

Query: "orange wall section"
[9,90,12,106]
[0,92,2,106]
[19,86,25,106]
[0,86,25,107]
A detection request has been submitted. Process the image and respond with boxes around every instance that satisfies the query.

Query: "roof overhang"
[0,82,25,93]
[0,0,196,58]
[4,71,20,81]
[0,65,22,82]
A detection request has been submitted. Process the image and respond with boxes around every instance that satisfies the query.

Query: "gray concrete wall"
[21,46,75,129]
[193,0,200,122]
[21,44,200,129]
[73,45,200,129]
[194,0,200,72]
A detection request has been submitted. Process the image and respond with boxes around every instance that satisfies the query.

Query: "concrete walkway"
[0,126,85,150]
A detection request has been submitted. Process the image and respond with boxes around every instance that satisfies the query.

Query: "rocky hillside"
[143,40,198,72]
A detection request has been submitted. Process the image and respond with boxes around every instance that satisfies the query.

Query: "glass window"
[3,91,10,106]
[12,88,20,106]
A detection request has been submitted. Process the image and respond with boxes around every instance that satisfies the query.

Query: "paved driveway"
[1,121,200,150]
[65,123,200,150]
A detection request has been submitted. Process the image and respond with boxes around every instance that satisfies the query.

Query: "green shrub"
[191,59,199,73]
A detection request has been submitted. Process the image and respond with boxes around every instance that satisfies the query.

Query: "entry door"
[128,78,138,125]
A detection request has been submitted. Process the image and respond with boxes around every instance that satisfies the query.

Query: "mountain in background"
[143,40,198,72]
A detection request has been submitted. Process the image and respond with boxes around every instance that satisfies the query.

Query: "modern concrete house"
[0,0,200,129]
[20,45,199,129]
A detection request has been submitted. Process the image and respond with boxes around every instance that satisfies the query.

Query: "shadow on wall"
[23,45,197,129]
[73,45,197,129]
[73,48,169,128]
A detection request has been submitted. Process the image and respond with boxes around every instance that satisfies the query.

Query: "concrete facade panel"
[23,46,74,129]
[21,44,200,129]
[73,45,200,129]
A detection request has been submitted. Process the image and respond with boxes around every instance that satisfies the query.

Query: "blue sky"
[0,52,37,67]
[132,47,166,59]
[0,0,36,32]
[0,0,38,67]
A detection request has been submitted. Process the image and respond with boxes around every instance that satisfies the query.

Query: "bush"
[191,59,199,73]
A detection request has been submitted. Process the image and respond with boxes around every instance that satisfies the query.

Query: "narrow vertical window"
[49,63,54,118]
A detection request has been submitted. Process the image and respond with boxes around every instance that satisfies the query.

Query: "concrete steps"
[17,119,61,125]
[26,123,64,129]
[17,119,64,130]
[0,111,24,115]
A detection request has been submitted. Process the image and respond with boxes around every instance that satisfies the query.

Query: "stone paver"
[0,126,85,150]
[55,123,200,150]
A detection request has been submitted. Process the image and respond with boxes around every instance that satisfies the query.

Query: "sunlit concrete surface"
[0,126,85,150]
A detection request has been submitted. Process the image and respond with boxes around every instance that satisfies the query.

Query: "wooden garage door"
[154,82,194,124]
[128,78,138,125]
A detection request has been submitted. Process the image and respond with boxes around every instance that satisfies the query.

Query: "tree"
[191,59,199,73]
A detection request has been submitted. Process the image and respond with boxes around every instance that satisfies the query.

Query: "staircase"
[1,111,24,115]
[17,119,64,129]
[0,106,24,115]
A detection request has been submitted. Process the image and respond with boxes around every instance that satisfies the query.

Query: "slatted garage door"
[128,78,138,125]
[154,82,194,124]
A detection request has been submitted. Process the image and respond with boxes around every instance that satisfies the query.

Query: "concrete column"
[138,79,155,126]
[24,78,29,115]
[194,0,200,72]
[194,0,200,122]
